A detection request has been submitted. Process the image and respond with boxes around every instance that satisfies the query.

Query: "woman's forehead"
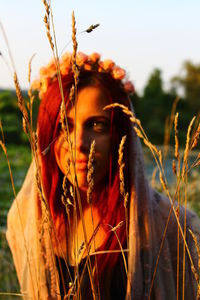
[67,86,111,119]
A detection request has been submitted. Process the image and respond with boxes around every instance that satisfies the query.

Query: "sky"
[0,0,200,94]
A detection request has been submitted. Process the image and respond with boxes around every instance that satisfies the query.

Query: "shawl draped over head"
[6,99,200,300]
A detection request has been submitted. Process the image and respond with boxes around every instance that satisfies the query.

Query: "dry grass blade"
[191,123,200,149]
[194,153,200,167]
[110,221,124,232]
[118,136,127,200]
[159,171,168,191]
[188,229,200,299]
[182,116,196,180]
[172,159,177,174]
[27,55,36,130]
[104,103,136,121]
[0,292,24,297]
[0,20,16,72]
[174,112,179,160]
[42,0,54,50]
[163,96,179,159]
[0,48,12,76]
[87,140,95,204]
[0,120,5,142]
[60,101,68,134]
[61,175,73,214]
[28,53,36,84]
[133,126,144,139]
[14,72,29,126]
[87,140,101,297]
[118,135,129,249]
[71,11,79,86]
[107,222,128,276]
[188,229,200,274]
[69,84,75,103]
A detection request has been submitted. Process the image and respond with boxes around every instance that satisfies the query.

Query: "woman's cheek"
[95,136,111,169]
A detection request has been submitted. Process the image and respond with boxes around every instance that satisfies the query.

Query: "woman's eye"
[91,121,109,133]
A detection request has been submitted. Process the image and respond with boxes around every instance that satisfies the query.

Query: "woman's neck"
[77,186,102,210]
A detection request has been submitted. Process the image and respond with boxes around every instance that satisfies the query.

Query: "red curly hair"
[37,70,131,291]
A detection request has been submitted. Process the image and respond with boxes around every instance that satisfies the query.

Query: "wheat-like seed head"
[158,150,163,167]
[71,11,79,86]
[110,221,124,232]
[61,175,74,215]
[22,117,27,135]
[42,0,54,50]
[133,126,144,139]
[85,24,100,33]
[172,159,177,174]
[143,139,159,156]
[184,116,196,159]
[28,54,35,84]
[174,112,179,159]
[28,55,36,109]
[118,136,128,207]
[188,229,200,287]
[104,103,133,118]
[182,116,196,180]
[159,172,167,191]
[69,85,75,103]
[60,100,68,135]
[87,140,96,204]
[191,124,200,149]
[14,72,29,125]
[195,153,200,167]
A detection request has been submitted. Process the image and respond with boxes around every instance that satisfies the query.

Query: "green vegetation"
[132,60,200,145]
[0,145,31,227]
[0,145,31,298]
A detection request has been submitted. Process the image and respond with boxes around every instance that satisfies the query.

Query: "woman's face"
[54,86,111,191]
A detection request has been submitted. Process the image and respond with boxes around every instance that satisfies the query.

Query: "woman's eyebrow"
[85,115,110,122]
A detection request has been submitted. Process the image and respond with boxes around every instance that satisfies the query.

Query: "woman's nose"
[71,126,90,153]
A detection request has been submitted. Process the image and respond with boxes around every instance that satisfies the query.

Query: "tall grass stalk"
[118,135,129,250]
[40,4,98,297]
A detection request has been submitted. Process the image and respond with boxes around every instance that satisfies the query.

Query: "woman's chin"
[73,173,89,191]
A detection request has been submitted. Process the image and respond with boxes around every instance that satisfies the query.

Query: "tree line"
[132,60,200,145]
[0,60,200,146]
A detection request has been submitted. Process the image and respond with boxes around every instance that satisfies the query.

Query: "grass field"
[0,144,31,299]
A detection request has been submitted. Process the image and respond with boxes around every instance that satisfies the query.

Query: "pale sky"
[0,0,200,94]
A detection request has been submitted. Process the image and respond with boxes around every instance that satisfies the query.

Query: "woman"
[7,52,200,299]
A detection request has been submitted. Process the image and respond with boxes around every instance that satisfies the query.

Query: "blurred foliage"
[0,89,39,145]
[0,145,31,298]
[0,230,20,299]
[132,60,200,145]
[0,145,31,227]
[172,61,200,112]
